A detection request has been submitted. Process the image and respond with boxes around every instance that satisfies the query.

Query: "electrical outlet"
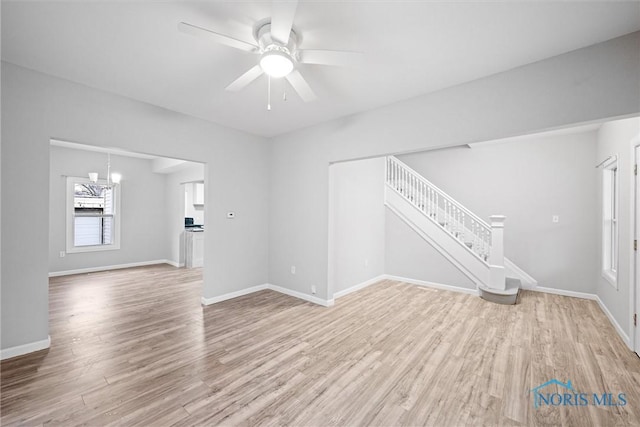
[552,215,559,223]
[291,266,296,274]
[59,251,66,258]
[364,259,369,267]
[311,285,317,294]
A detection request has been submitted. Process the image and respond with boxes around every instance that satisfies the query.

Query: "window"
[66,177,120,253]
[602,157,618,286]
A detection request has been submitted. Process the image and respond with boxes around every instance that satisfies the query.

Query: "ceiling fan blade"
[298,50,364,67]
[270,0,298,45]
[226,65,264,92]
[285,70,316,102]
[178,22,258,53]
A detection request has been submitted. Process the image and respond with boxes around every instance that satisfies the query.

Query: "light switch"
[552,215,559,223]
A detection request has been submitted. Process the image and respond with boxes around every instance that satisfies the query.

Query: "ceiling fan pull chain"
[267,76,272,111]
[283,83,287,101]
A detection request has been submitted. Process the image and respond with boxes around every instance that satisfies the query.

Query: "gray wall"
[329,158,386,294]
[49,146,169,273]
[269,32,640,301]
[384,209,475,289]
[398,130,599,293]
[596,117,640,339]
[1,61,269,351]
[327,156,484,293]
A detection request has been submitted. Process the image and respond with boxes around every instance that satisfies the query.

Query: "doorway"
[183,180,205,269]
[49,139,205,275]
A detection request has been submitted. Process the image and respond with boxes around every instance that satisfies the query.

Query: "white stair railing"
[385,156,505,289]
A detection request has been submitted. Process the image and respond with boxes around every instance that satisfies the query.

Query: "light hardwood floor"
[2,265,640,426]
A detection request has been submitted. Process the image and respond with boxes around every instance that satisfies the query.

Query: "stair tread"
[479,278,520,296]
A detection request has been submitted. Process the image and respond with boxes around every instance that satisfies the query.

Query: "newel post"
[488,215,506,290]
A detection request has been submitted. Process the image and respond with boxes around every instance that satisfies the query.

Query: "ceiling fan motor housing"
[256,23,298,64]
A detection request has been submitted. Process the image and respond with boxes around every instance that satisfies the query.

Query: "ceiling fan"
[178,0,362,106]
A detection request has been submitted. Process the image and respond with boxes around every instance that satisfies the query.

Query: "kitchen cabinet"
[193,182,204,205]
[185,230,204,268]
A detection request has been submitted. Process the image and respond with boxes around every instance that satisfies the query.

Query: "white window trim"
[66,176,121,254]
[601,156,619,288]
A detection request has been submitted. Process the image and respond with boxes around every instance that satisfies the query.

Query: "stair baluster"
[461,212,466,242]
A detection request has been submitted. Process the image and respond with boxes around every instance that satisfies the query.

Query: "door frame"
[630,135,640,354]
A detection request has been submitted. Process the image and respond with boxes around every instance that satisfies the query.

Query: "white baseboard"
[49,260,179,277]
[333,274,387,299]
[596,296,631,348]
[201,284,269,305]
[385,274,479,296]
[267,284,334,307]
[1,335,51,360]
[378,275,594,302]
[530,286,597,300]
[164,260,184,268]
[504,257,538,289]
[201,284,334,307]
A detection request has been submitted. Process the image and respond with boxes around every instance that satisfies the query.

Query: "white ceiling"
[3,1,639,137]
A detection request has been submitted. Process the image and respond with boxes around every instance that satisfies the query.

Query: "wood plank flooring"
[2,264,640,426]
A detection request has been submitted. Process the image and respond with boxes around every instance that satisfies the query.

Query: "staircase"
[384,156,524,304]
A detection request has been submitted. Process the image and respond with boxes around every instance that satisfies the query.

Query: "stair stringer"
[504,258,538,289]
[385,187,489,287]
[410,206,537,288]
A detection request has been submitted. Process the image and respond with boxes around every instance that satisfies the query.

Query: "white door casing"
[634,143,640,355]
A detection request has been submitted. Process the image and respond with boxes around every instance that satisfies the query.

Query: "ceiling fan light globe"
[260,51,294,78]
